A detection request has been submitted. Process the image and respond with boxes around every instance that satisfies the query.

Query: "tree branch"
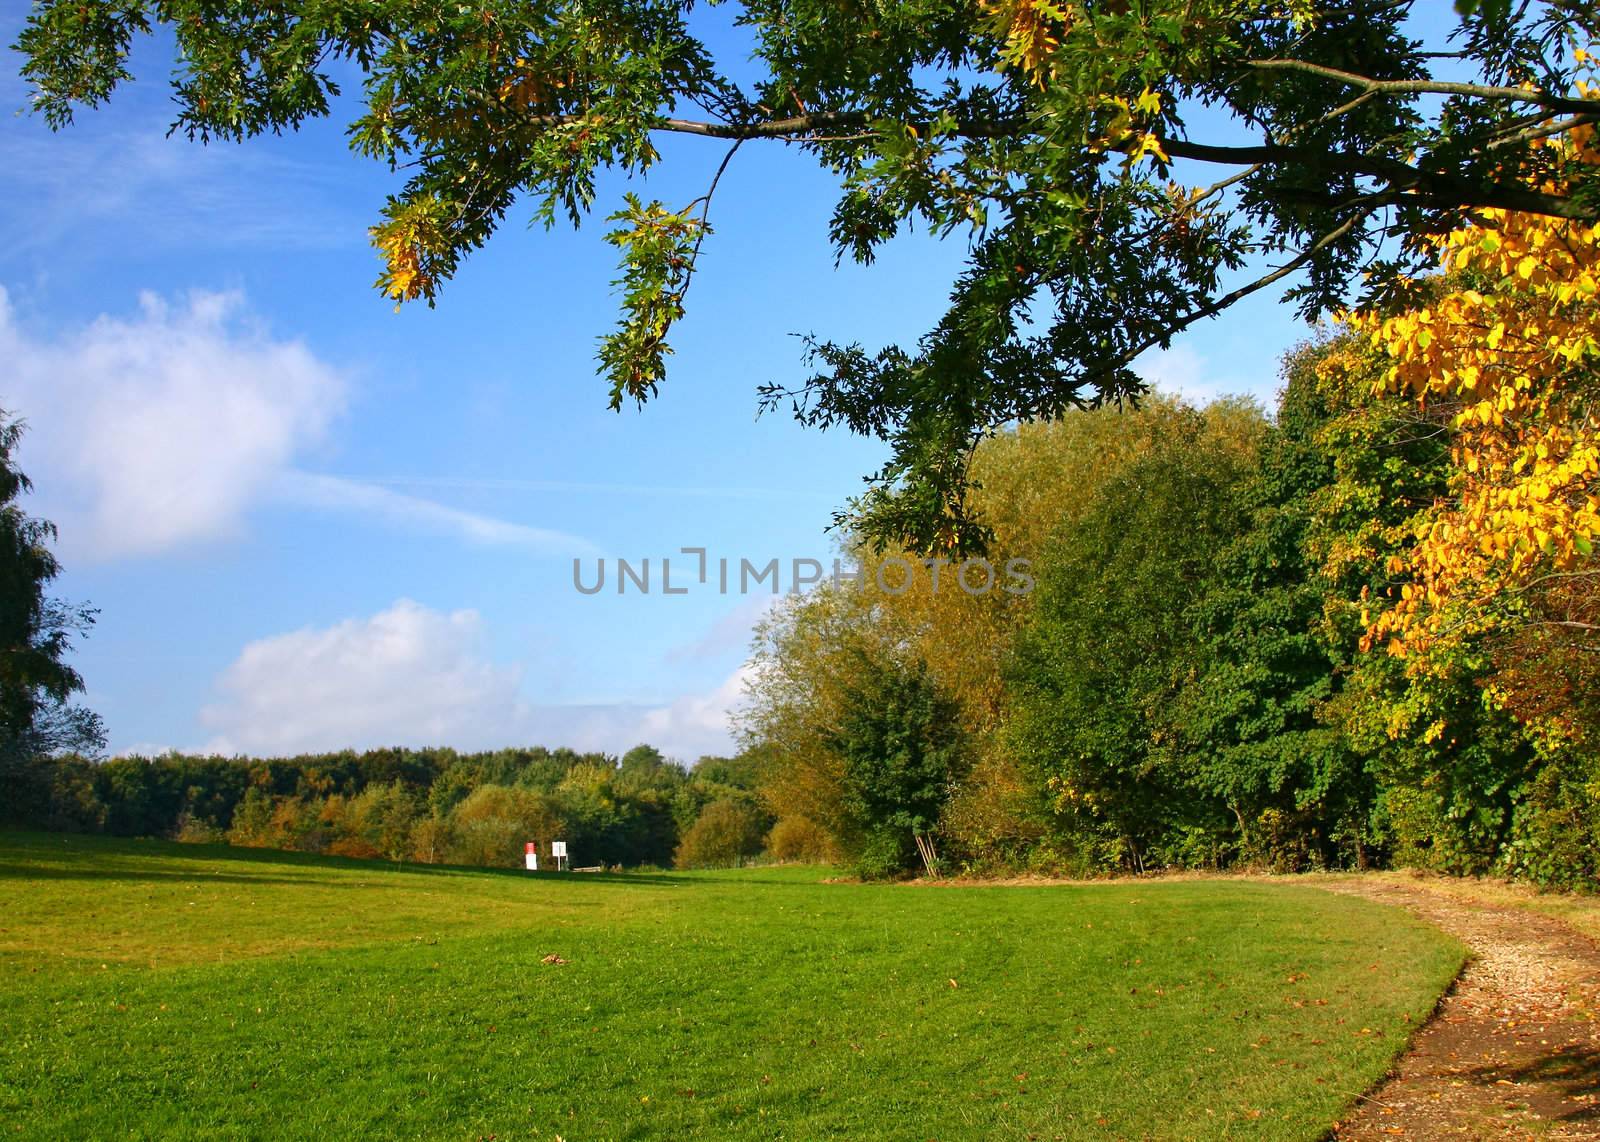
[493,105,1595,220]
[1102,203,1379,381]
[675,137,744,308]
[1244,58,1600,116]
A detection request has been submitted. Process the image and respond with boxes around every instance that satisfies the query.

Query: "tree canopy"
[17,1,1599,548]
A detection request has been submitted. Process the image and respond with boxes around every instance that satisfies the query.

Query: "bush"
[765,815,836,864]
[173,813,225,844]
[851,828,914,881]
[674,799,765,869]
[1500,761,1600,891]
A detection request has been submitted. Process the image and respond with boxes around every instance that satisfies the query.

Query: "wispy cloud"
[665,595,780,663]
[0,126,363,259]
[329,474,839,501]
[275,471,603,557]
[1138,342,1269,407]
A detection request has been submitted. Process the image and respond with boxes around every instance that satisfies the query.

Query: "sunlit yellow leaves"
[985,3,1173,169]
[982,0,1078,87]
[1335,126,1600,665]
[370,195,451,309]
[1126,130,1169,166]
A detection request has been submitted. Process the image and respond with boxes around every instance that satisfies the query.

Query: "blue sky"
[0,11,1320,762]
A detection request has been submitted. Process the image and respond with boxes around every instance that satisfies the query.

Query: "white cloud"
[0,287,347,559]
[1138,340,1286,408]
[633,663,752,760]
[665,595,780,663]
[199,599,528,756]
[513,693,742,765]
[196,600,744,761]
[0,287,595,560]
[1137,343,1230,406]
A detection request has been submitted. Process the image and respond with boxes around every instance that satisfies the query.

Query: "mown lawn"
[0,832,1462,1140]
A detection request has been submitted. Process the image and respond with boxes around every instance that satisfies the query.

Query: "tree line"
[745,285,1596,887]
[0,412,796,873]
[1,741,808,871]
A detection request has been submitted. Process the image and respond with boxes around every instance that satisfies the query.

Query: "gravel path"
[1322,878,1600,1139]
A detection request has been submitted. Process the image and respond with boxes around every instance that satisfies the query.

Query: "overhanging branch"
[625,112,1597,221]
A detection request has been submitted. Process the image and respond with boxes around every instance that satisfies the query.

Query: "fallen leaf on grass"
[541,954,568,965]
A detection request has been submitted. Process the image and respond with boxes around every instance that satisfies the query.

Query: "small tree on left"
[0,410,104,822]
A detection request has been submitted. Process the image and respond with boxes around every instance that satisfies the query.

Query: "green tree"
[226,786,278,847]
[448,784,569,867]
[344,780,424,861]
[17,4,1598,548]
[0,411,103,823]
[826,655,970,879]
[1307,336,1539,875]
[617,744,688,795]
[690,753,762,792]
[1007,409,1257,871]
[1174,349,1370,869]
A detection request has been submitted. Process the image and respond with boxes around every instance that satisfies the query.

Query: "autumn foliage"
[1345,130,1600,664]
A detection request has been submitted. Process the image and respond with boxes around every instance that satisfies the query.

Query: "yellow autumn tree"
[1344,125,1600,704]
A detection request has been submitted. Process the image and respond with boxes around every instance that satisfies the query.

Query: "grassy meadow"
[0,832,1463,1140]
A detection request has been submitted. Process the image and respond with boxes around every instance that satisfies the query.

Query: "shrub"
[173,813,225,845]
[765,815,836,864]
[851,828,913,881]
[1500,762,1600,891]
[674,799,765,869]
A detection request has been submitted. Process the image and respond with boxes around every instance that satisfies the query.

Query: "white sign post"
[551,840,568,871]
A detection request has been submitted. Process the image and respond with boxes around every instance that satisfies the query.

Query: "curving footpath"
[1322,878,1600,1140]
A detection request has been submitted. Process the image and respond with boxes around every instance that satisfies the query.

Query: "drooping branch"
[675,137,744,309]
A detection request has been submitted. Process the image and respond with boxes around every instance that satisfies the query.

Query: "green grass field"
[0,833,1463,1140]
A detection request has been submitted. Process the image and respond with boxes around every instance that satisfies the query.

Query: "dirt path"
[1321,877,1600,1139]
